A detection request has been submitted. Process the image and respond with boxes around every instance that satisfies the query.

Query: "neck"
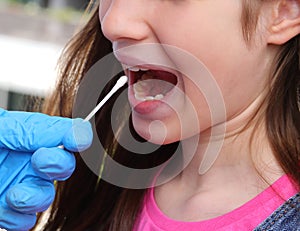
[179,95,284,193]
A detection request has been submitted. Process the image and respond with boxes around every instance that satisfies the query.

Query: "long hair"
[36,1,300,230]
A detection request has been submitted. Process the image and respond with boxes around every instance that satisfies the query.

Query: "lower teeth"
[133,79,167,101]
[135,93,164,101]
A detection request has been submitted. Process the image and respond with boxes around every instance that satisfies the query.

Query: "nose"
[100,0,150,43]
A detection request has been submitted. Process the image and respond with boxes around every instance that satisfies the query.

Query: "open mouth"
[127,66,178,102]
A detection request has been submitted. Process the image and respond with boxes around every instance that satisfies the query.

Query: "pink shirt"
[134,175,298,231]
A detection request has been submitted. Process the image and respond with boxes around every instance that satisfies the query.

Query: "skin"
[100,0,274,143]
[100,0,299,221]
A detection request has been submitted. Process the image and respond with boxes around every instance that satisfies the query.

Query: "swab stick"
[84,75,128,121]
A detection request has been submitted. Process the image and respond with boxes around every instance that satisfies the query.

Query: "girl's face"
[99,0,272,144]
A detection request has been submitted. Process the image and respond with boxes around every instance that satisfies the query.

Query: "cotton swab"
[84,75,128,121]
[58,75,127,150]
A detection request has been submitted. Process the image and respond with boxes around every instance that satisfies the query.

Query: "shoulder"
[254,193,300,231]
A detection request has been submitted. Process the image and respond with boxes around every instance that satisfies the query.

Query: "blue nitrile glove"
[0,108,93,231]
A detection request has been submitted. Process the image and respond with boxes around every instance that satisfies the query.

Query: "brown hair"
[242,0,300,186]
[36,0,300,230]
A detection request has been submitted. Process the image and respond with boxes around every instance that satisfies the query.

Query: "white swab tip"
[116,75,128,87]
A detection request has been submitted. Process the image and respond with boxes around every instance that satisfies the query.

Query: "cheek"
[183,79,216,131]
[151,7,251,114]
[159,28,266,123]
[131,87,208,145]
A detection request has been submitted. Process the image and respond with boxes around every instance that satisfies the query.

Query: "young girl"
[36,0,300,230]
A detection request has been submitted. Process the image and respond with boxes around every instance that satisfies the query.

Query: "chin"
[133,125,168,145]
[132,114,194,146]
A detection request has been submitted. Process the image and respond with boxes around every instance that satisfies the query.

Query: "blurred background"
[0,0,90,111]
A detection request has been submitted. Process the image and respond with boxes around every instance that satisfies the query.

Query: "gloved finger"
[0,150,32,195]
[5,179,54,214]
[0,109,92,152]
[31,147,75,181]
[62,118,93,152]
[0,110,71,151]
[0,206,36,231]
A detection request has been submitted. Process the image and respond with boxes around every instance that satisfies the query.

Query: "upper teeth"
[126,66,149,72]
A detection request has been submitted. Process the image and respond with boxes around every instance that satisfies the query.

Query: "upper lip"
[113,50,154,67]
[113,49,181,84]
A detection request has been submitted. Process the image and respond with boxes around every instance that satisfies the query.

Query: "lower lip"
[132,100,164,114]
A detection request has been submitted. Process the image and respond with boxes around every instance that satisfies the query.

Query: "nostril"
[101,14,127,42]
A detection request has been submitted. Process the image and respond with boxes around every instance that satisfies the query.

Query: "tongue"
[134,79,173,97]
[134,70,177,97]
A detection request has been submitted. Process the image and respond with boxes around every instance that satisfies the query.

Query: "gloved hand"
[0,108,93,231]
